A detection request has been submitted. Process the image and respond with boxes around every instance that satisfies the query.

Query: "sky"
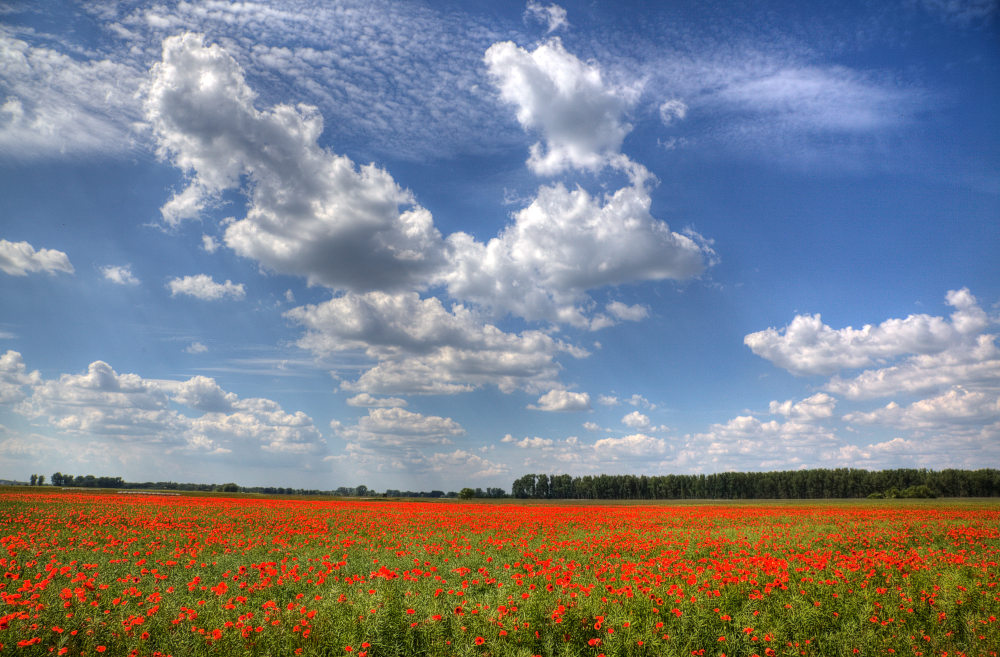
[1,0,998,492]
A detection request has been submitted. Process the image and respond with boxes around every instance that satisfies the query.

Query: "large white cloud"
[0,239,74,276]
[441,173,713,326]
[844,386,1000,431]
[745,288,991,376]
[15,356,324,459]
[146,33,448,292]
[484,37,637,175]
[287,292,584,394]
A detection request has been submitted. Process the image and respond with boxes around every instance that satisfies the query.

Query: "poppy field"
[1,493,998,657]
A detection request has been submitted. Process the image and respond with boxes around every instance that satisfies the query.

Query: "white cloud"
[336,407,464,448]
[101,265,139,286]
[442,173,713,326]
[627,394,654,409]
[745,288,990,376]
[529,389,590,411]
[0,239,74,276]
[844,386,1000,431]
[621,410,651,429]
[167,274,245,301]
[505,435,555,449]
[597,394,619,406]
[346,393,408,408]
[769,392,836,420]
[201,235,219,253]
[288,292,582,394]
[678,413,838,471]
[146,33,448,292]
[606,301,649,322]
[484,38,638,175]
[708,66,912,134]
[658,99,687,125]
[524,2,569,34]
[0,30,143,159]
[426,449,509,478]
[826,333,1000,400]
[0,350,41,404]
[593,433,666,458]
[582,421,605,431]
[15,357,323,459]
[185,342,208,354]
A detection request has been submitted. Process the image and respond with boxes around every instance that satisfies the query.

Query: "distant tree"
[29,474,37,486]
[37,475,45,486]
[355,485,369,497]
[219,483,239,493]
[52,472,63,487]
[459,488,475,499]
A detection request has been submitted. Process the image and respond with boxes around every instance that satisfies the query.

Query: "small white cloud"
[582,421,604,431]
[0,239,74,276]
[593,433,666,457]
[284,289,295,303]
[505,435,554,449]
[606,301,649,322]
[185,342,208,354]
[201,235,219,253]
[769,392,836,420]
[524,1,569,33]
[529,389,591,412]
[622,410,651,429]
[597,394,619,406]
[658,99,688,125]
[627,394,654,409]
[167,274,245,301]
[345,393,407,408]
[101,265,139,286]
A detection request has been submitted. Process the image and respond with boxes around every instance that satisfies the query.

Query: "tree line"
[510,468,1000,500]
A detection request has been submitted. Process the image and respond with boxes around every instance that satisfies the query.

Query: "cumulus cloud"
[593,433,666,457]
[167,274,245,300]
[529,389,591,411]
[768,392,836,420]
[14,356,323,459]
[0,350,41,404]
[503,434,555,448]
[606,301,649,322]
[101,265,139,286]
[484,38,638,175]
[346,393,408,408]
[844,386,1000,431]
[621,410,651,429]
[0,239,74,276]
[336,407,464,448]
[442,173,713,326]
[745,288,990,376]
[146,33,447,291]
[288,292,582,394]
[524,1,569,33]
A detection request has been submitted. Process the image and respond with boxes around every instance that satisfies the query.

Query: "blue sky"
[1,0,998,491]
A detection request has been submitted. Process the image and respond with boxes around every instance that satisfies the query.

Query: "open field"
[1,492,998,656]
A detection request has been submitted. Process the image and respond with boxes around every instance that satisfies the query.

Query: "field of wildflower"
[1,492,998,657]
